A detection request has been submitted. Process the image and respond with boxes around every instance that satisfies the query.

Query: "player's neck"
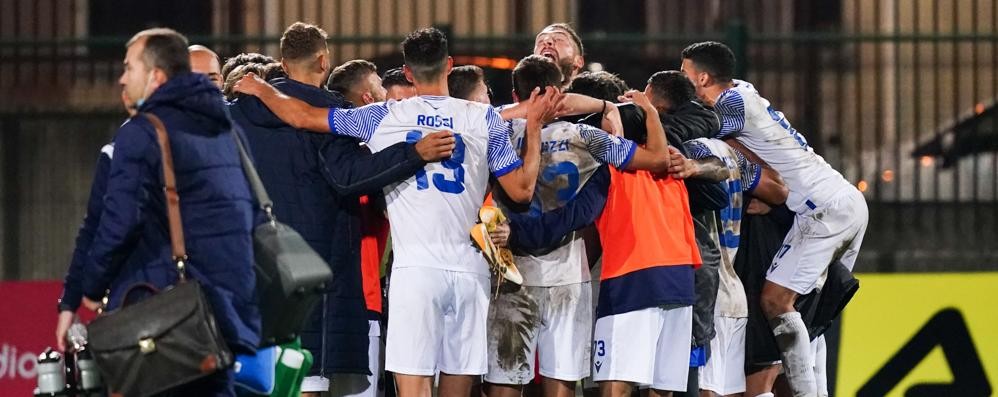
[413,77,449,97]
[287,70,324,88]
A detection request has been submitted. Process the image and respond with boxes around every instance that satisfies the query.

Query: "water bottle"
[66,320,87,352]
[67,318,103,394]
[34,348,66,396]
[76,348,101,392]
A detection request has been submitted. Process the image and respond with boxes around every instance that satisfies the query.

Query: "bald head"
[189,45,222,89]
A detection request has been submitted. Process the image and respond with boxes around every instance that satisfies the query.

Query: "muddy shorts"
[485,282,593,384]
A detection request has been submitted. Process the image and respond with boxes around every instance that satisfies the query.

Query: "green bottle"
[271,338,313,397]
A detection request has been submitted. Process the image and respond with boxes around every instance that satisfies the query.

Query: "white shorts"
[302,320,382,395]
[385,267,490,376]
[485,282,593,384]
[591,306,693,391]
[699,317,747,395]
[767,190,868,294]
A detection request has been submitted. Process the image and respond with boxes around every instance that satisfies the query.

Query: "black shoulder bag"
[230,127,333,347]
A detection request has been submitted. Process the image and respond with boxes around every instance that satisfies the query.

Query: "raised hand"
[525,86,567,126]
[618,89,654,112]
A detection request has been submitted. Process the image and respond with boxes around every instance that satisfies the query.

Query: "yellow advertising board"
[837,272,998,396]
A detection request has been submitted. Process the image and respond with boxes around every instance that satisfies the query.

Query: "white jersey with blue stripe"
[327,95,522,275]
[714,80,854,213]
[503,119,636,287]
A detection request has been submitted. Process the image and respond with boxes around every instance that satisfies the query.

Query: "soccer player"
[382,66,417,100]
[681,41,868,397]
[589,89,701,397]
[234,27,562,397]
[484,55,671,397]
[327,59,388,106]
[682,137,787,397]
[448,65,492,104]
[534,23,585,88]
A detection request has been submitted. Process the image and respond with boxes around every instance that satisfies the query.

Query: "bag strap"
[229,128,276,222]
[142,112,189,281]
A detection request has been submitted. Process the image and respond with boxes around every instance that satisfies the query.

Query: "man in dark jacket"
[56,43,228,352]
[55,142,112,352]
[78,28,258,396]
[229,22,452,397]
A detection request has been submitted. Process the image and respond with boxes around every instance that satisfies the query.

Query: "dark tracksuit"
[229,78,426,377]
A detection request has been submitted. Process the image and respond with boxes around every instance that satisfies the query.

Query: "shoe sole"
[470,223,523,285]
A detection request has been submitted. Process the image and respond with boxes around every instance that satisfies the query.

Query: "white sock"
[813,335,828,397]
[754,393,775,397]
[770,312,816,397]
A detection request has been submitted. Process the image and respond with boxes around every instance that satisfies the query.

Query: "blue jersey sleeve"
[485,107,522,177]
[578,124,637,169]
[714,90,745,138]
[327,102,390,142]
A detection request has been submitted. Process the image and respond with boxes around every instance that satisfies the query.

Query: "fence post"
[1,116,21,281]
[725,19,749,78]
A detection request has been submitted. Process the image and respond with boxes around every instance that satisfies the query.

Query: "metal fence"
[1,0,997,280]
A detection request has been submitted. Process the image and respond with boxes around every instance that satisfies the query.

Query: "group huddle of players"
[229,22,868,397]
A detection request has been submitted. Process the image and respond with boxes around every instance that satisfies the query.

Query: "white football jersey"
[684,138,752,318]
[502,119,636,287]
[328,95,522,275]
[714,80,854,213]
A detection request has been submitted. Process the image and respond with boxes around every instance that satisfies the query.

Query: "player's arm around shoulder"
[495,87,565,203]
[749,167,788,206]
[233,72,331,132]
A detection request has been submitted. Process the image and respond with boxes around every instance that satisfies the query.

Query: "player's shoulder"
[726,80,768,107]
[437,96,494,114]
[717,87,746,109]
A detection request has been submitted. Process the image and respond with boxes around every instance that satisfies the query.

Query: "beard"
[556,57,577,88]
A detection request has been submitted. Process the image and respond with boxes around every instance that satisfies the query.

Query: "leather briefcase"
[86,113,232,396]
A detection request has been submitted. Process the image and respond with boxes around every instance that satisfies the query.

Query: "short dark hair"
[448,65,485,101]
[327,59,378,93]
[262,62,288,81]
[401,27,449,82]
[280,22,328,62]
[540,23,584,57]
[381,67,412,89]
[681,41,736,83]
[126,28,190,78]
[647,70,696,110]
[222,52,277,83]
[512,55,562,100]
[566,71,629,103]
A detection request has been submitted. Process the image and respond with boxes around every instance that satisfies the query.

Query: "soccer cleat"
[471,206,523,285]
